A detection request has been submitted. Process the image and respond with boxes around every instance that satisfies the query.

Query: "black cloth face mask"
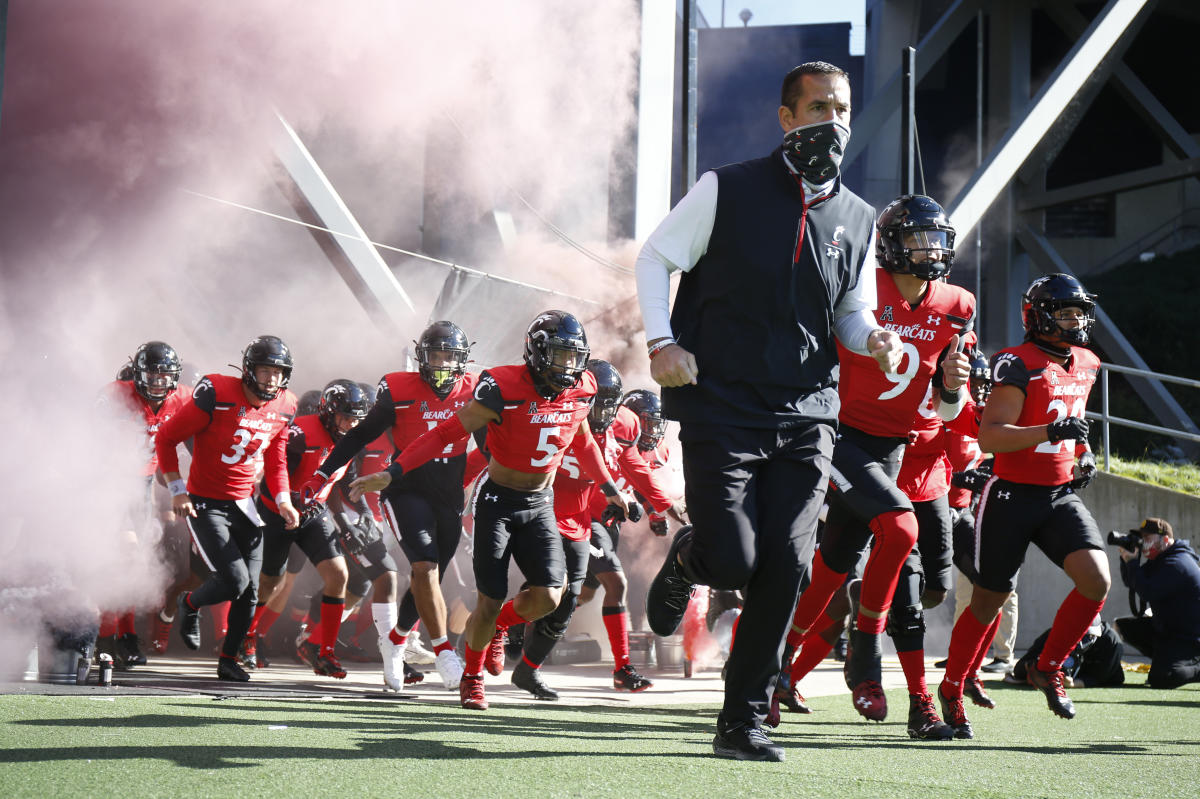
[782,120,851,184]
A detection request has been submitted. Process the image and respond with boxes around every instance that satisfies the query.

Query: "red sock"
[1037,589,1104,672]
[464,644,486,677]
[522,654,540,670]
[117,611,137,636]
[494,600,527,631]
[971,614,1003,676]
[319,596,345,656]
[790,550,847,636]
[432,636,453,655]
[211,601,230,639]
[790,631,834,684]
[897,649,927,695]
[256,606,282,638]
[99,613,119,638]
[942,609,991,698]
[602,606,630,670]
[388,627,408,647]
[859,510,919,624]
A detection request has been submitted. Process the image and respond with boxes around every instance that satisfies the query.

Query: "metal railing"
[1087,362,1200,470]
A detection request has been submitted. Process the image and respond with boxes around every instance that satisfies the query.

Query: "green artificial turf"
[2,675,1197,798]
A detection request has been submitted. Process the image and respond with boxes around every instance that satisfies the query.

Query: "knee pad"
[885,601,926,643]
[532,591,579,642]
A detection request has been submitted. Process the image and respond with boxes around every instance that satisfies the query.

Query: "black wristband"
[940,386,962,404]
[385,463,404,481]
[600,482,618,498]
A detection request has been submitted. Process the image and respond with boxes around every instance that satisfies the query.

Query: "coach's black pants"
[678,421,835,727]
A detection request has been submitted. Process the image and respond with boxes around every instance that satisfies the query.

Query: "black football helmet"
[358,382,378,410]
[131,341,182,402]
[585,360,623,433]
[297,389,323,416]
[1021,273,1097,347]
[621,389,667,451]
[876,194,956,280]
[116,362,135,382]
[523,310,590,398]
[241,335,293,401]
[966,347,991,405]
[318,379,371,440]
[415,320,471,397]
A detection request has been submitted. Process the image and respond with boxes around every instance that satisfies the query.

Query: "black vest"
[663,149,875,428]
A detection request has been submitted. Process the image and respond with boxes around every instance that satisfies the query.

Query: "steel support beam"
[1019,157,1200,212]
[271,114,415,336]
[1015,223,1200,454]
[948,0,1153,242]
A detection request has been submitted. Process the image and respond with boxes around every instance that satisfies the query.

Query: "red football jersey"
[990,342,1099,486]
[837,271,975,438]
[260,414,350,514]
[100,379,188,475]
[379,371,477,454]
[156,374,296,501]
[473,365,596,474]
[944,403,985,508]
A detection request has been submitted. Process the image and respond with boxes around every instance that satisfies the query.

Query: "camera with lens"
[1107,530,1141,553]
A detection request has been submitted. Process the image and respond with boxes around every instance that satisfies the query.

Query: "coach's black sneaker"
[713,716,784,762]
[118,633,148,666]
[646,525,696,637]
[1026,663,1076,719]
[217,657,251,682]
[937,683,974,739]
[907,693,955,740]
[612,664,652,692]
[177,593,201,651]
[964,674,997,709]
[512,661,559,700]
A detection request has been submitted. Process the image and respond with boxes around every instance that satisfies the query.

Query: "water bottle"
[75,655,91,685]
[98,653,114,686]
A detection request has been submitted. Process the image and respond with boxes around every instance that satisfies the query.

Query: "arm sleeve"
[155,395,212,474]
[635,171,718,344]
[285,426,306,476]
[262,418,292,500]
[388,415,470,477]
[833,238,881,355]
[571,428,615,487]
[615,443,674,513]
[318,383,396,477]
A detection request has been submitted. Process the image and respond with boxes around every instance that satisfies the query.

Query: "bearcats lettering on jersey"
[155,374,296,500]
[990,342,1099,486]
[101,379,188,475]
[837,270,975,438]
[473,365,596,474]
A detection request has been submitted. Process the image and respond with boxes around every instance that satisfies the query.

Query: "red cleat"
[150,612,172,654]
[485,629,507,676]
[850,680,888,722]
[460,674,488,710]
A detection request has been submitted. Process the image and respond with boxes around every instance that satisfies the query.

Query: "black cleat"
[313,651,347,679]
[177,593,201,651]
[775,664,812,714]
[118,633,147,666]
[512,661,559,700]
[907,693,955,740]
[296,639,318,667]
[646,525,696,637]
[217,657,250,682]
[1026,663,1076,719]
[713,718,784,762]
[238,635,258,669]
[612,664,653,692]
[403,662,425,685]
[937,683,974,739]
[964,675,997,709]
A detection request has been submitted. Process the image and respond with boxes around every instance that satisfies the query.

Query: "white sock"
[371,602,398,641]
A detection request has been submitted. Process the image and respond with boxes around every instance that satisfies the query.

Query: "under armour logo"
[528,402,538,415]
[927,314,941,325]
[454,401,466,408]
[826,245,840,259]
[484,493,498,502]
[855,696,872,709]
[998,490,1011,500]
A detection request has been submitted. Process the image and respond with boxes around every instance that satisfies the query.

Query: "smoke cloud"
[0,1,652,677]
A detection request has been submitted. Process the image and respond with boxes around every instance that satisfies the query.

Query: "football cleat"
[435,649,465,690]
[217,657,251,682]
[964,674,997,709]
[253,634,271,668]
[1026,663,1076,719]
[313,651,347,679]
[937,683,974,739]
[177,593,201,651]
[980,657,1011,673]
[485,629,507,676]
[512,661,559,700]
[612,664,652,692]
[296,639,319,668]
[850,680,888,721]
[238,635,258,669]
[907,693,955,740]
[404,662,425,684]
[379,638,402,692]
[775,667,812,714]
[404,636,437,665]
[712,720,784,762]
[459,674,488,710]
[150,612,173,654]
[645,526,696,637]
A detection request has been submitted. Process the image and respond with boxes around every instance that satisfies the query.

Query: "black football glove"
[335,512,382,555]
[951,468,992,492]
[1069,451,1098,490]
[290,492,327,526]
[1047,416,1089,443]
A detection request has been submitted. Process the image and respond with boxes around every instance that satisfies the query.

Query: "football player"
[938,274,1106,737]
[156,335,300,681]
[784,195,972,731]
[344,311,637,710]
[306,321,476,692]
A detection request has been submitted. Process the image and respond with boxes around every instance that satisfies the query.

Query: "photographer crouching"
[1113,518,1200,689]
